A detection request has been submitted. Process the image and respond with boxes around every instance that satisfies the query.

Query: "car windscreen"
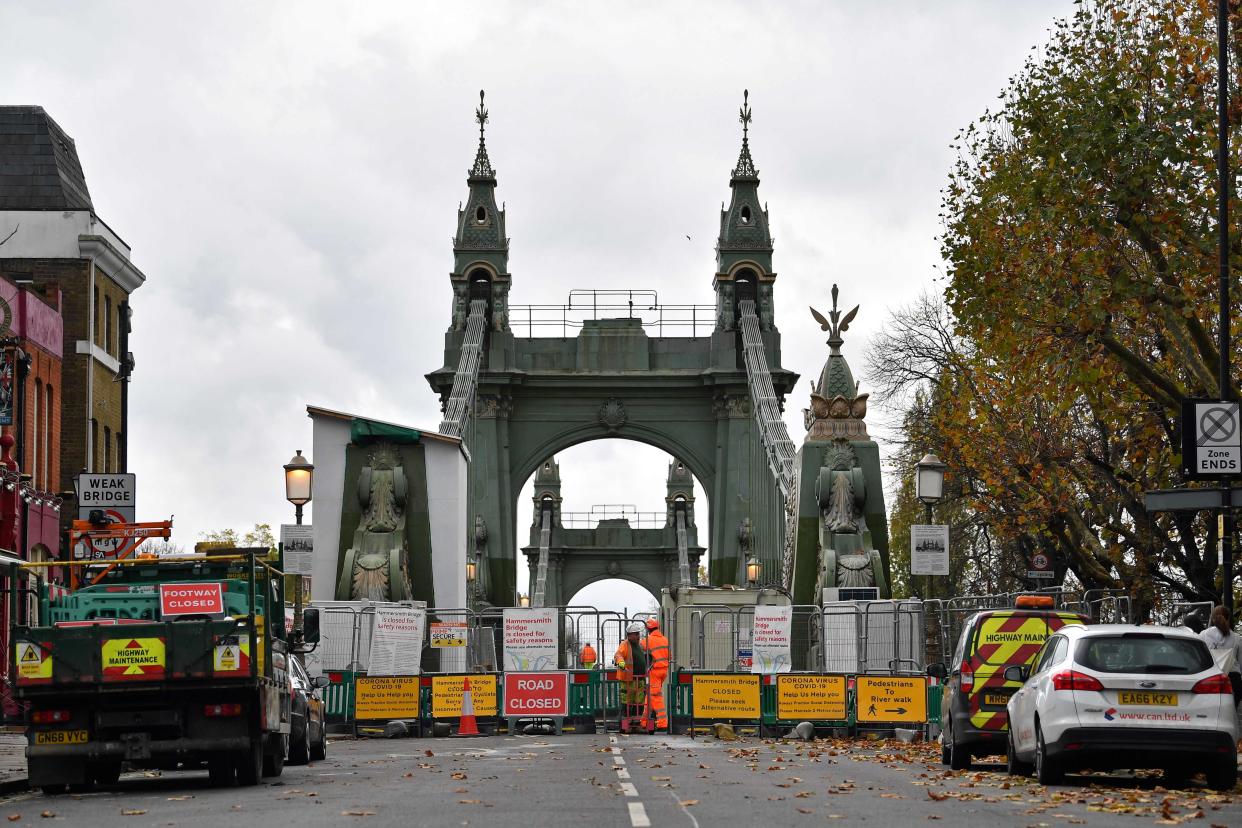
[1075,634,1212,674]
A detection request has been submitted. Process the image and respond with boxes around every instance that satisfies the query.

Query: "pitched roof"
[0,106,93,210]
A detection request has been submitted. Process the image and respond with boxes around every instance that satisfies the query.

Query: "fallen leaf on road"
[40,813,54,820]
[679,800,699,806]
[927,790,948,802]
[6,817,17,823]
[451,772,467,780]
[457,800,482,805]
[341,811,376,817]
[121,809,147,815]
[651,776,670,781]
[424,750,434,757]
[167,795,194,801]
[796,807,813,814]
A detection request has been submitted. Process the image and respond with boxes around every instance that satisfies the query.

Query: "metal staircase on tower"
[438,299,488,439]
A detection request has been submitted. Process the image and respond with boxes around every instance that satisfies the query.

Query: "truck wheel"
[91,761,122,787]
[208,755,235,787]
[235,737,263,786]
[262,734,285,778]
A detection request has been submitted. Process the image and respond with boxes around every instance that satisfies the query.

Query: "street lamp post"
[284,450,314,641]
[916,453,947,600]
[745,553,761,588]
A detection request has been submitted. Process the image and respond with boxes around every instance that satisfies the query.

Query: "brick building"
[0,106,145,521]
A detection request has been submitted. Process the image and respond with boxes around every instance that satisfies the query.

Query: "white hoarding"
[502,608,559,671]
[368,606,426,676]
[751,605,792,674]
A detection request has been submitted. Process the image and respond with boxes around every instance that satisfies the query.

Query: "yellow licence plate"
[983,693,1010,706]
[1118,691,1177,706]
[34,729,87,745]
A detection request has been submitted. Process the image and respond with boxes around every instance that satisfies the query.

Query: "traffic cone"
[455,676,483,737]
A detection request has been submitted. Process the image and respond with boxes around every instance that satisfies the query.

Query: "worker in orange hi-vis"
[612,622,648,734]
[580,643,597,669]
[641,617,670,733]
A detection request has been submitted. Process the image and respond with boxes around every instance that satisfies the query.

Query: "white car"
[1004,624,1238,790]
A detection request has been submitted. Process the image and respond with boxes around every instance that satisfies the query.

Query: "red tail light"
[31,709,70,724]
[959,662,974,691]
[204,703,243,717]
[1051,670,1104,692]
[1192,674,1233,694]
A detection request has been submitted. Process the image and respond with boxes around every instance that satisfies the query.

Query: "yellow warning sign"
[776,674,847,720]
[691,674,761,719]
[101,637,166,681]
[355,676,421,720]
[213,633,251,674]
[15,642,51,683]
[431,675,498,718]
[856,675,928,723]
[430,622,468,648]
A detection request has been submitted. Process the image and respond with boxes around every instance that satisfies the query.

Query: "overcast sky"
[3,0,1074,610]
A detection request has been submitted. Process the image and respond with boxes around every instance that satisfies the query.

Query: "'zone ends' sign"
[159,583,224,617]
[503,671,568,717]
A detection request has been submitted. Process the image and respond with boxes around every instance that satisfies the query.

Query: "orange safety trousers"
[642,670,669,729]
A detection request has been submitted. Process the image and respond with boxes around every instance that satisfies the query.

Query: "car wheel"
[1034,723,1063,786]
[1006,730,1032,777]
[946,721,971,771]
[288,723,310,766]
[310,720,327,762]
[1206,757,1238,792]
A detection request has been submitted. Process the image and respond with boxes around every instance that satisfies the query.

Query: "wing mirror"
[313,674,331,689]
[301,607,321,645]
[926,662,947,680]
[1003,665,1028,683]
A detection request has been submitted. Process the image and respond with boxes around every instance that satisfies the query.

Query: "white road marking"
[616,767,631,779]
[620,781,639,797]
[613,754,626,765]
[670,787,701,828]
[628,802,651,827]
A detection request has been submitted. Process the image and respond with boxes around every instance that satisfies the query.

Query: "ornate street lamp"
[745,553,761,587]
[915,453,946,518]
[466,554,478,584]
[283,450,314,524]
[283,450,314,643]
[518,594,530,607]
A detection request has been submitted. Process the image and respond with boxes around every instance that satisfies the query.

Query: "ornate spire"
[732,89,758,179]
[810,284,859,355]
[805,284,868,439]
[470,89,494,179]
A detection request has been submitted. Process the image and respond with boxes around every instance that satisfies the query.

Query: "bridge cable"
[438,299,489,440]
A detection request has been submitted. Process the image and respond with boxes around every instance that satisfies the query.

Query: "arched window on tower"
[740,205,751,225]
[475,205,487,224]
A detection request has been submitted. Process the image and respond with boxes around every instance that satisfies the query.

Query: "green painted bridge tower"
[427,91,798,606]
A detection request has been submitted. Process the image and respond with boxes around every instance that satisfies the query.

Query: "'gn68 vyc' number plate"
[34,729,87,745]
[1118,691,1177,706]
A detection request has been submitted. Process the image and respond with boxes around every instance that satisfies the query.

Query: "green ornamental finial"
[733,89,757,179]
[470,89,494,178]
[476,89,488,139]
[809,284,859,353]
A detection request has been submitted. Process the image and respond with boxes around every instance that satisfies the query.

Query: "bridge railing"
[508,289,715,338]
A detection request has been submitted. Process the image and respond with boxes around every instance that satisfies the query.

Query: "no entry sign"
[159,583,224,617]
[502,671,568,717]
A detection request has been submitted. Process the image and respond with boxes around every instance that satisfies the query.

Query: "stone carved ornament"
[336,442,413,602]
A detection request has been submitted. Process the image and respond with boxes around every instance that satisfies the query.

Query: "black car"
[288,655,328,765]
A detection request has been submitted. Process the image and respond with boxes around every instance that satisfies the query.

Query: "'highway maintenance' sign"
[691,674,761,719]
[432,675,498,718]
[776,674,847,720]
[354,676,421,720]
[101,637,166,681]
[15,642,52,684]
[856,675,927,724]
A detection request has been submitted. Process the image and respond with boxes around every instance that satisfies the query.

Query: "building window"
[43,384,52,491]
[31,379,40,489]
[90,418,98,473]
[93,286,100,346]
[116,431,123,473]
[104,296,112,355]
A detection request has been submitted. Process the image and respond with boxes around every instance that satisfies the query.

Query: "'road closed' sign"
[855,675,927,724]
[503,671,568,717]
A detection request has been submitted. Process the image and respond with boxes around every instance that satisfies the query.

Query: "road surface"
[0,732,1237,826]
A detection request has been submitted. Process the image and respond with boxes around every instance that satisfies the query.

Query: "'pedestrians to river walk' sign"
[691,674,761,719]
[431,675,498,718]
[1182,399,1242,479]
[776,674,847,720]
[856,675,927,724]
[354,676,420,720]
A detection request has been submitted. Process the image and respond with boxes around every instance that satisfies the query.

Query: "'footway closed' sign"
[503,671,568,717]
[159,582,224,617]
[855,675,927,724]
[691,674,761,719]
[776,674,847,720]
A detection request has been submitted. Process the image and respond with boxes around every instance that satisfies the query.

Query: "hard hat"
[645,618,660,631]
[626,621,644,634]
